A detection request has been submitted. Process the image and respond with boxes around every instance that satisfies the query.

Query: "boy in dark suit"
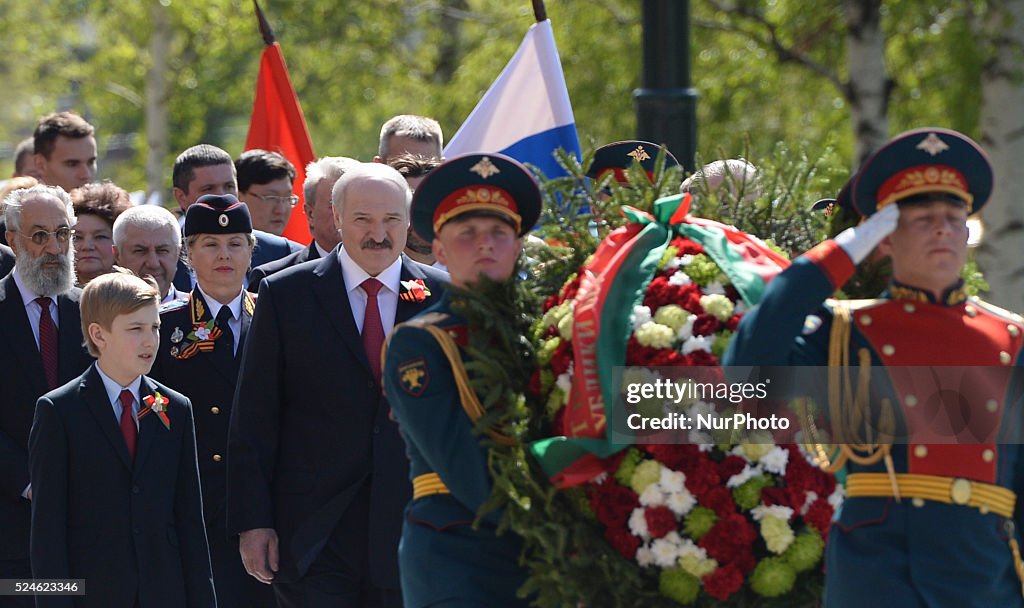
[28,271,216,608]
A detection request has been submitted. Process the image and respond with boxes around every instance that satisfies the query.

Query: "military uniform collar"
[885,278,967,307]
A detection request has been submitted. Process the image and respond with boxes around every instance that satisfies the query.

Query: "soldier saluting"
[726,128,1024,606]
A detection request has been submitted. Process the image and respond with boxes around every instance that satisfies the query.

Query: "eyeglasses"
[252,193,300,208]
[17,227,73,246]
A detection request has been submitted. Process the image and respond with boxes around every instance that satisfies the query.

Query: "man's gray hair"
[303,156,360,211]
[331,162,412,218]
[4,185,74,233]
[377,115,443,160]
[112,205,181,250]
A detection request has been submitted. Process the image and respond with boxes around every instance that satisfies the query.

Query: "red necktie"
[361,278,385,384]
[119,389,137,462]
[35,297,58,389]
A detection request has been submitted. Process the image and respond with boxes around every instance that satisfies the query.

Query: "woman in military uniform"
[149,193,273,607]
[382,153,541,608]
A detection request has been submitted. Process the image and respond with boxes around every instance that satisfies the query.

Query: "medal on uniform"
[170,346,179,357]
[171,327,184,344]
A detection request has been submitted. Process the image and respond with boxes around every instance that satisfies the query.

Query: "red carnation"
[678,284,704,315]
[561,273,583,302]
[803,498,834,539]
[649,350,686,366]
[643,444,701,473]
[724,284,741,302]
[702,565,745,601]
[725,314,743,331]
[671,238,705,256]
[643,276,673,309]
[550,341,573,377]
[626,336,662,367]
[528,369,543,397]
[644,506,678,539]
[588,481,639,528]
[545,324,560,338]
[687,350,720,367]
[717,455,747,480]
[683,461,722,496]
[761,487,792,509]
[692,313,720,336]
[699,513,756,564]
[543,294,559,312]
[605,526,641,560]
[700,486,737,518]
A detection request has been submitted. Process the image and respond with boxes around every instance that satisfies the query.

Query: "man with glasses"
[236,149,300,237]
[0,185,92,605]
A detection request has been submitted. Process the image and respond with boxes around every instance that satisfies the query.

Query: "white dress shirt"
[195,286,243,354]
[337,246,402,338]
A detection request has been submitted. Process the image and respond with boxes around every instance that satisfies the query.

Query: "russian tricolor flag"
[443,19,581,179]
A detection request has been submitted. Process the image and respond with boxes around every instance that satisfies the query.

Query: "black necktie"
[215,306,235,357]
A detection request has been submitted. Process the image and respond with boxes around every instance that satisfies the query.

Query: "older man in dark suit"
[248,156,358,291]
[0,185,92,607]
[228,162,448,608]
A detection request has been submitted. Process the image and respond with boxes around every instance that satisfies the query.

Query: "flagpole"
[253,0,276,45]
[532,0,547,22]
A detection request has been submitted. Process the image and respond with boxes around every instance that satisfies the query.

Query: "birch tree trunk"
[145,0,170,201]
[976,0,1024,311]
[844,0,889,165]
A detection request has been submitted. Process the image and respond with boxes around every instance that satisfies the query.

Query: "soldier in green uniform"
[382,153,541,608]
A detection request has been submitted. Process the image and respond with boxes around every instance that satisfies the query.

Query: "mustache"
[18,249,75,296]
[361,238,393,250]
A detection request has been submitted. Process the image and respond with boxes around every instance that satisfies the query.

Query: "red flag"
[245,40,316,244]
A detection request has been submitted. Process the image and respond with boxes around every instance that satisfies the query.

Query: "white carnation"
[759,446,790,475]
[681,335,712,354]
[631,305,652,330]
[659,467,686,494]
[639,484,667,507]
[636,545,656,567]
[651,533,683,568]
[726,464,760,488]
[667,491,697,517]
[628,507,650,539]
[668,271,693,286]
[751,504,795,521]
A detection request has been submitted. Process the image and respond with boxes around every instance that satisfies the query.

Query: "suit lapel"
[82,366,133,472]
[312,253,372,375]
[0,275,49,395]
[134,376,169,475]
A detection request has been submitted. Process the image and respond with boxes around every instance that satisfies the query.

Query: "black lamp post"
[633,0,698,171]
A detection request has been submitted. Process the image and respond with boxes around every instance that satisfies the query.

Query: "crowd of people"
[1,108,1022,608]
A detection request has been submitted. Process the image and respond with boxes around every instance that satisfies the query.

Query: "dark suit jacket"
[28,366,215,608]
[173,230,303,292]
[248,242,321,293]
[0,274,92,561]
[227,253,448,587]
[0,243,14,278]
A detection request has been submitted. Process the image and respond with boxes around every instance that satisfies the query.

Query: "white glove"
[834,203,900,264]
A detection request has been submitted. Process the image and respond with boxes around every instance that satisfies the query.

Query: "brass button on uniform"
[882,344,895,356]
[905,395,918,408]
[982,449,995,463]
[1000,351,1012,365]
[903,303,916,313]
[1009,325,1020,338]
[210,406,221,415]
[912,498,925,508]
[860,315,873,326]
[986,399,999,413]
[965,305,977,317]
[914,445,928,458]
[950,478,972,505]
[212,454,222,463]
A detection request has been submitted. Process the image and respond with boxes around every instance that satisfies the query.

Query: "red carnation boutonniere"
[400,279,431,303]
[139,392,171,429]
